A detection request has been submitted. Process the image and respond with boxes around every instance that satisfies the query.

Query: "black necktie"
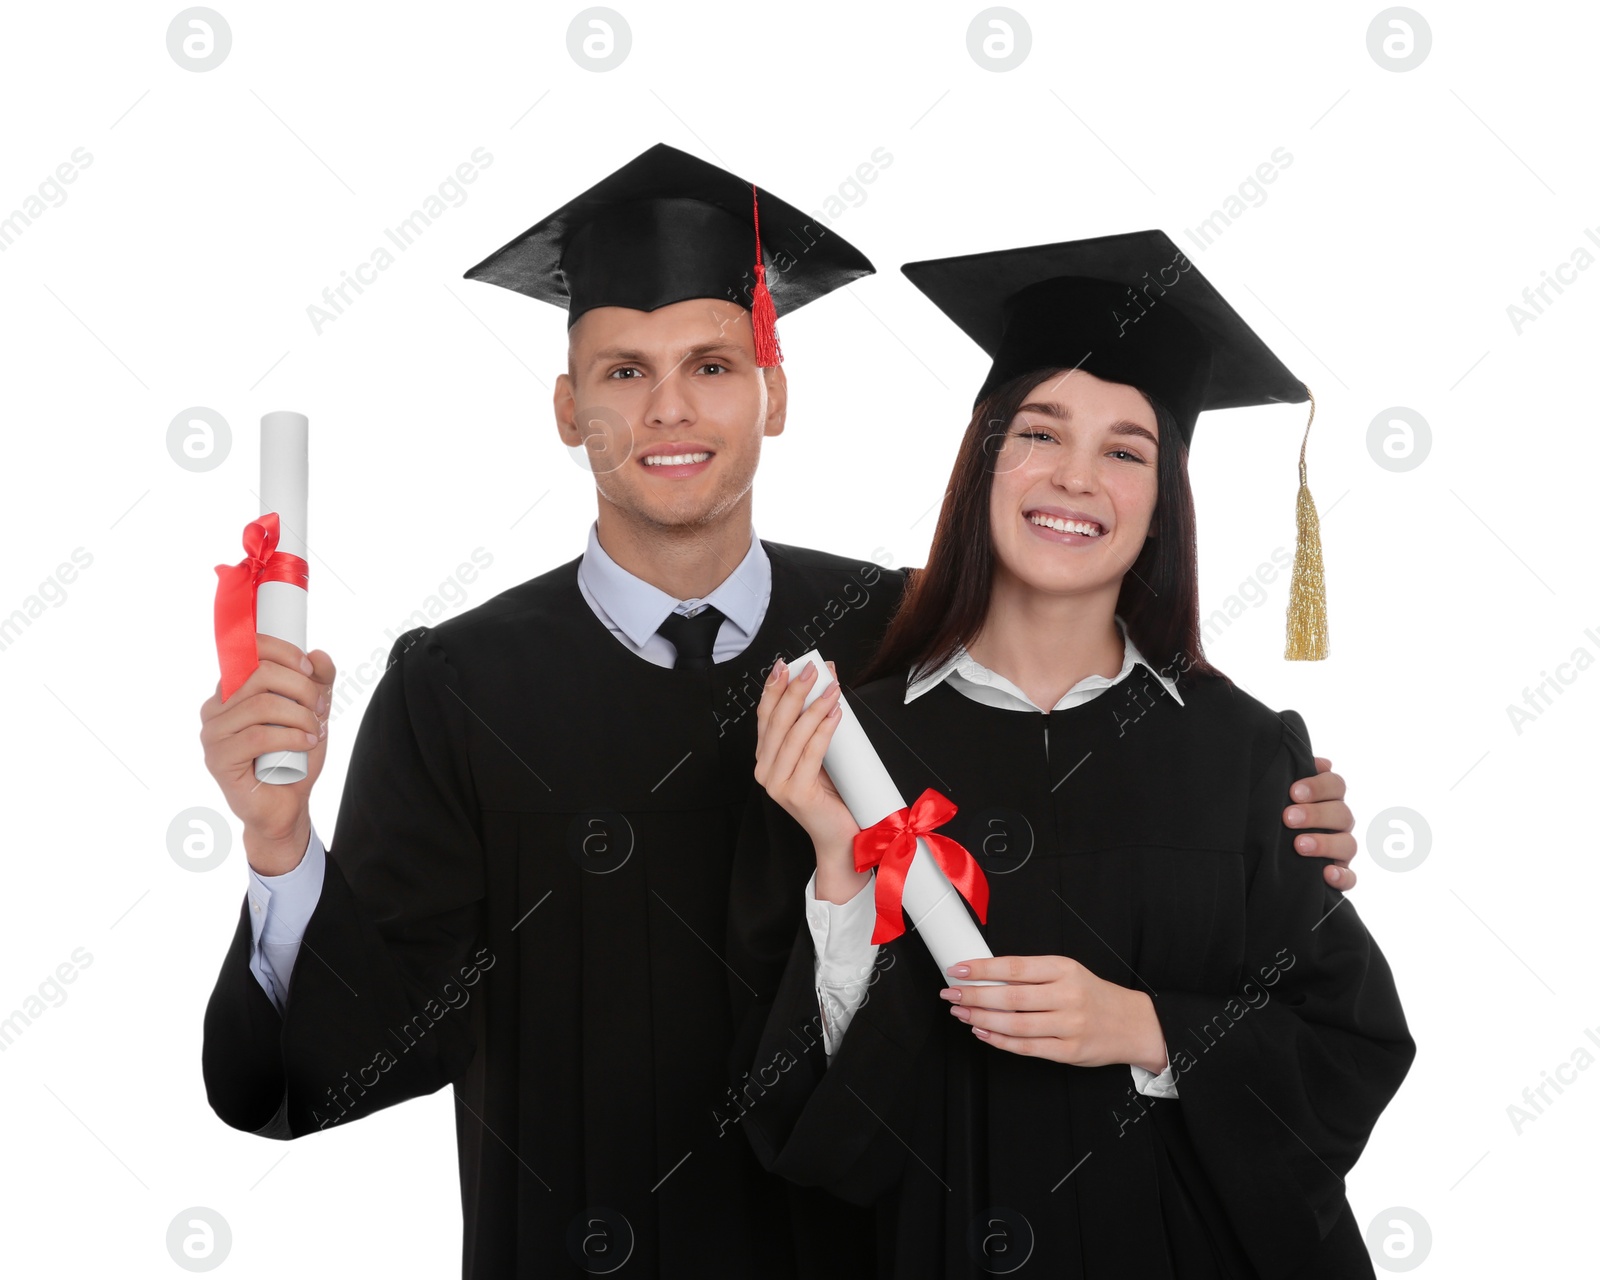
[656,604,726,671]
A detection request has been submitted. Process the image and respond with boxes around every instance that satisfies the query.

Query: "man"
[198,144,1358,1277]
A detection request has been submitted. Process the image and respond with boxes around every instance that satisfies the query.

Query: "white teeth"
[643,452,712,466]
[1028,513,1102,537]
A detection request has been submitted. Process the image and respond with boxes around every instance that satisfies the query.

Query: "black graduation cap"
[902,228,1328,661]
[900,228,1307,448]
[462,143,874,365]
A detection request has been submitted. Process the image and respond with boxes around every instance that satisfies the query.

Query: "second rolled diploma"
[788,649,998,988]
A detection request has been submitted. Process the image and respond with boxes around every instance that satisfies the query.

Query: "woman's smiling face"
[987,368,1161,600]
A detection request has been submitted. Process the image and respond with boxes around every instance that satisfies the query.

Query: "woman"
[732,232,1414,1278]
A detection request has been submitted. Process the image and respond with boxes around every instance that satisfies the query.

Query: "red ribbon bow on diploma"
[852,787,989,946]
[213,512,309,703]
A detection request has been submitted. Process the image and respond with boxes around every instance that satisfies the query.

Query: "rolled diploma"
[789,649,999,987]
[254,411,309,785]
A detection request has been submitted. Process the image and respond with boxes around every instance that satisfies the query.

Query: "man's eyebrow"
[1014,401,1160,447]
[588,346,647,368]
[587,341,745,370]
[677,341,745,362]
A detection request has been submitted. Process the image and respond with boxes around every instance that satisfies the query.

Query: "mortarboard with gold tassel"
[899,228,1329,661]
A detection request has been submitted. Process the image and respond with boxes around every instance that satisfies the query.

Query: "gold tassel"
[1285,388,1329,661]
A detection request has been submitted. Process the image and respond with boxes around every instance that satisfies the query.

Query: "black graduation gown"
[202,540,907,1278]
[731,667,1416,1280]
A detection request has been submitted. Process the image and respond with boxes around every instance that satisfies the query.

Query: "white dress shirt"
[572,520,771,666]
[242,526,1179,1100]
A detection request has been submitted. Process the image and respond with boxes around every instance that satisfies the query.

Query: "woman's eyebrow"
[1109,422,1160,447]
[1015,402,1160,447]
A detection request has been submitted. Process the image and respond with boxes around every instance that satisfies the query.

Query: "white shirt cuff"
[804,869,879,1058]
[1130,1050,1179,1099]
[246,824,326,1011]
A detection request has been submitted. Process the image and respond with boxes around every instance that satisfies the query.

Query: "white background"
[2,1,1595,1274]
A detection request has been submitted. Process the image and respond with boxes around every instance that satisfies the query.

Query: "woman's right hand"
[753,659,862,869]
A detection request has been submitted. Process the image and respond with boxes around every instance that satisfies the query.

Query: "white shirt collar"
[577,519,770,649]
[904,614,1185,711]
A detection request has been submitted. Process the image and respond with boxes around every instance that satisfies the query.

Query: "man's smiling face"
[555,297,787,532]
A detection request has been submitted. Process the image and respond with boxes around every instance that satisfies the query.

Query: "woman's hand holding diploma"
[755,652,1172,1075]
[939,955,1169,1074]
[753,658,871,906]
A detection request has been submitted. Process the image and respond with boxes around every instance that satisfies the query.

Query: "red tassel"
[750,184,782,367]
[751,264,781,367]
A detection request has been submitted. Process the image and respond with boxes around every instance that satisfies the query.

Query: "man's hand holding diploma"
[199,634,337,876]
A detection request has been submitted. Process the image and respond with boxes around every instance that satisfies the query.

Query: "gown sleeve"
[724,780,823,1102]
[726,775,944,1207]
[202,626,487,1138]
[1146,709,1416,1278]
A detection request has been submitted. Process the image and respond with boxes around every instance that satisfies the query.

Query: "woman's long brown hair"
[859,366,1226,690]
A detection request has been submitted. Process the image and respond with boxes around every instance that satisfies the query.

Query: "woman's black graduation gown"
[201,541,904,1278]
[730,666,1415,1280]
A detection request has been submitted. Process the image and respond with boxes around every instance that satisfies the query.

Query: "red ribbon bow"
[213,512,309,702]
[852,787,989,946]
